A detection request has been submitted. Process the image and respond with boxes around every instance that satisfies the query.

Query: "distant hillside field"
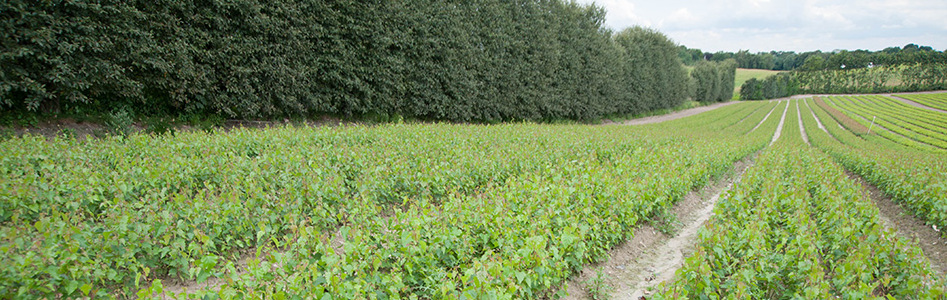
[734,68,780,99]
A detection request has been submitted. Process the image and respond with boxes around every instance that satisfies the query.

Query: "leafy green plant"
[651,206,680,236]
[0,127,14,141]
[58,127,77,139]
[583,268,613,300]
[106,107,135,136]
[654,100,945,298]
[144,116,175,136]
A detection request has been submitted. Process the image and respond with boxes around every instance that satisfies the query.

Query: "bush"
[105,108,134,137]
[692,59,737,103]
[0,0,695,123]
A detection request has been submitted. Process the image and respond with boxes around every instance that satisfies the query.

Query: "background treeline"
[740,63,947,100]
[0,0,725,123]
[680,44,947,71]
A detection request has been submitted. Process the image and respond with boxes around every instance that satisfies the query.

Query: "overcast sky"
[573,0,947,53]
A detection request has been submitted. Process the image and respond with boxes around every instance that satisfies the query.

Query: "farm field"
[654,99,945,298]
[2,97,946,299]
[897,93,947,112]
[822,95,947,151]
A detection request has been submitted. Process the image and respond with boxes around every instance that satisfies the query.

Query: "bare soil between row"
[561,155,755,299]
[846,171,947,276]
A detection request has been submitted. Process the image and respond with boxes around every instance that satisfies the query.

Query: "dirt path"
[796,101,809,145]
[770,100,790,145]
[889,95,947,114]
[615,102,738,125]
[562,156,755,299]
[846,171,947,275]
[749,101,781,133]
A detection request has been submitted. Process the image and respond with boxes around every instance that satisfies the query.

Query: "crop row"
[823,96,947,150]
[654,101,945,298]
[898,92,947,111]
[839,96,947,138]
[176,102,781,299]
[852,96,947,133]
[0,101,777,298]
[812,98,869,135]
[804,98,947,237]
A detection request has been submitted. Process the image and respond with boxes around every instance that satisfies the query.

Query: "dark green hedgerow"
[1,0,699,123]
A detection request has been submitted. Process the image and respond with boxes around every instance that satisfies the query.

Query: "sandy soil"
[796,102,809,145]
[770,100,790,145]
[155,250,255,299]
[561,156,755,300]
[846,171,947,275]
[614,102,738,125]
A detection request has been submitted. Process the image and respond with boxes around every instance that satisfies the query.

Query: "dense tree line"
[691,60,737,103]
[680,44,947,71]
[740,63,947,100]
[1,0,702,122]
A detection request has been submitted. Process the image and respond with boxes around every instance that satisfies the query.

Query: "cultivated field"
[2,95,946,299]
[897,93,947,112]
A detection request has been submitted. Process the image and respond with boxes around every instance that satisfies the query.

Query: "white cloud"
[660,8,695,28]
[573,0,947,52]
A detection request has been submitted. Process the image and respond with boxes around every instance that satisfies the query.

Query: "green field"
[824,95,947,150]
[734,68,781,99]
[898,93,947,111]
[2,98,946,299]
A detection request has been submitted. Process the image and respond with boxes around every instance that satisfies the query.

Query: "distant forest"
[680,44,947,71]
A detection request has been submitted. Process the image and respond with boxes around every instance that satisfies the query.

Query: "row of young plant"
[899,93,947,111]
[0,101,775,298]
[823,95,947,150]
[654,101,945,298]
[160,102,782,299]
[834,95,947,136]
[803,97,947,242]
[812,96,936,152]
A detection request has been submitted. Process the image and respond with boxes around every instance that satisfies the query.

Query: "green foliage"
[583,268,613,300]
[717,60,738,101]
[744,63,947,100]
[0,128,13,141]
[806,97,947,237]
[0,0,695,123]
[654,100,946,298]
[691,59,736,103]
[0,104,771,297]
[698,44,947,71]
[614,27,690,113]
[144,117,175,136]
[740,78,763,100]
[105,107,134,137]
[898,93,947,111]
